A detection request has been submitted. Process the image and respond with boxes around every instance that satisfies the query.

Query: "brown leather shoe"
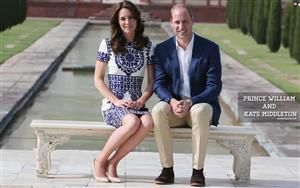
[154,167,174,185]
[190,168,205,187]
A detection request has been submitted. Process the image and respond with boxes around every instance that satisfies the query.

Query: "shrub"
[289,6,297,57]
[282,3,292,48]
[0,0,27,32]
[292,8,300,64]
[267,0,281,52]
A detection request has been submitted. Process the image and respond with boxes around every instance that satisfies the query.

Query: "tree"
[253,0,267,44]
[282,3,292,48]
[0,0,27,32]
[231,0,238,28]
[0,0,9,31]
[234,0,242,29]
[247,0,254,36]
[240,0,248,34]
[227,0,235,28]
[289,6,297,57]
[267,0,281,52]
[264,0,271,34]
[292,8,300,64]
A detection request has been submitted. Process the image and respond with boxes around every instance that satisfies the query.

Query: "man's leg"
[187,103,212,187]
[187,103,212,170]
[152,101,185,167]
[152,101,185,184]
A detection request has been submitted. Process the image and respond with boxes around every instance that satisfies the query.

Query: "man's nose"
[178,22,183,29]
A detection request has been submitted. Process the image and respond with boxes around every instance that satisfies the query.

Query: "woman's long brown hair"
[110,0,149,54]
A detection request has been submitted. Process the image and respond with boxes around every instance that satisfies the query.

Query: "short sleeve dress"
[96,38,154,128]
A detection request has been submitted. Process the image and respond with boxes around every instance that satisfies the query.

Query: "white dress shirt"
[176,34,194,99]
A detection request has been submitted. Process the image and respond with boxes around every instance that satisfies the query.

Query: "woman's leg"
[94,114,140,177]
[107,114,153,177]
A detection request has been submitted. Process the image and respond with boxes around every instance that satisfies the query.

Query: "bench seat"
[30,119,257,182]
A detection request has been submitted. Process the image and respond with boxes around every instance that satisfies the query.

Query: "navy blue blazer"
[153,33,222,125]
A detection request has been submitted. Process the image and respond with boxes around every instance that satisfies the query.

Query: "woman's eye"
[120,16,135,21]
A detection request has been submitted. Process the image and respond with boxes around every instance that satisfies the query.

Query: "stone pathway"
[1,149,300,188]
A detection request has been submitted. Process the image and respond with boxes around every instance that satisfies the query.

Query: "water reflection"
[0,24,267,156]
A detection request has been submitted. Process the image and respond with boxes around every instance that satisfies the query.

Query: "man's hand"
[170,98,180,113]
[170,98,192,118]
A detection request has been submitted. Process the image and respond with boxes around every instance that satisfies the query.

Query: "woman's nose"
[125,17,131,24]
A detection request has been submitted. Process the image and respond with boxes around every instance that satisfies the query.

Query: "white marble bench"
[30,119,257,182]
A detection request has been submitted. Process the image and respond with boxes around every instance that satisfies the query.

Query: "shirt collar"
[175,33,194,51]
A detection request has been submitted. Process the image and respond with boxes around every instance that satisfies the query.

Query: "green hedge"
[247,0,254,36]
[267,0,281,52]
[289,6,297,57]
[226,0,299,64]
[240,0,248,34]
[0,0,27,32]
[282,3,292,48]
[293,8,300,64]
[253,0,267,44]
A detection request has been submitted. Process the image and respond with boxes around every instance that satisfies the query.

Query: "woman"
[93,1,154,183]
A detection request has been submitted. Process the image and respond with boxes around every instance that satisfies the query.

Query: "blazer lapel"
[189,35,201,82]
[170,37,181,94]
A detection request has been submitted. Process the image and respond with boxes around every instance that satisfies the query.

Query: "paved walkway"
[1,150,300,188]
[0,19,299,157]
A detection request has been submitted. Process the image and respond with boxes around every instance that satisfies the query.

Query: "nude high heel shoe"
[93,159,109,182]
[107,175,121,183]
[107,165,121,183]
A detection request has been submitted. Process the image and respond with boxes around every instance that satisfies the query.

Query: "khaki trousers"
[152,101,212,170]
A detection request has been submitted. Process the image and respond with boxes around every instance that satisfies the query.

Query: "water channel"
[0,24,267,156]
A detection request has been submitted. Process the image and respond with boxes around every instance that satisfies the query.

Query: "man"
[152,4,222,187]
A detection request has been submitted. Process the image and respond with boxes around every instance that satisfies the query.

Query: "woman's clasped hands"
[113,99,144,110]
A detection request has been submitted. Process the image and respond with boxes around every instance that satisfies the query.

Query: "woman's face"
[118,8,137,37]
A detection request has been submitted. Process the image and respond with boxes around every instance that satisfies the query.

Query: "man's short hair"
[170,4,193,19]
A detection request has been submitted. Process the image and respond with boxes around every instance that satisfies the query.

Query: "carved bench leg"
[35,130,70,177]
[217,138,253,182]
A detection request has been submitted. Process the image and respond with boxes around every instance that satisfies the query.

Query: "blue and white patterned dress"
[96,38,154,128]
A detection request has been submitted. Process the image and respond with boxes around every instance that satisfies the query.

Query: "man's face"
[170,8,193,40]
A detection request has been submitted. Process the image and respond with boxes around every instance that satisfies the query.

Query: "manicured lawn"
[194,24,300,98]
[0,19,60,64]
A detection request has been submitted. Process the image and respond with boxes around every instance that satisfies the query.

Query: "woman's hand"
[112,99,144,110]
[130,100,144,110]
[113,99,133,108]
